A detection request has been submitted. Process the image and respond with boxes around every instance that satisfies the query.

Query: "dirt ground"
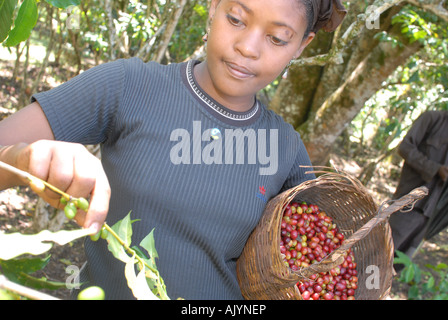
[1,59,447,301]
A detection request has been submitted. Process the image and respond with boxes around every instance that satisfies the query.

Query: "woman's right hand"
[3,140,111,234]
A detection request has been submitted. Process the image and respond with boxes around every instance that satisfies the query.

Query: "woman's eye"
[227,14,243,27]
[270,36,288,46]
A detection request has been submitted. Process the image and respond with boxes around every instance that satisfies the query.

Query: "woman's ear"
[294,32,316,58]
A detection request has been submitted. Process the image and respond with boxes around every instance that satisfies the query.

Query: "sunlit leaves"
[394,251,448,300]
[0,228,93,260]
[391,4,448,46]
[102,212,170,300]
[103,212,135,263]
[1,0,61,47]
[0,0,18,43]
[0,228,92,294]
[351,3,448,152]
[2,0,37,47]
[0,255,68,290]
[0,0,82,47]
[124,254,160,300]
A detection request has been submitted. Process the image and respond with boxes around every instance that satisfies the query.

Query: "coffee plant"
[0,0,80,47]
[0,163,170,300]
[394,250,448,300]
[280,201,358,300]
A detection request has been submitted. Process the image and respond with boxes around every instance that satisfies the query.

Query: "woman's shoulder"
[115,58,184,86]
[121,57,182,72]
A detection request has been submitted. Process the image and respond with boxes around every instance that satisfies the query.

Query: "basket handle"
[295,186,428,279]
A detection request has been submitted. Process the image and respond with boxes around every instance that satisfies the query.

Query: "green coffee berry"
[60,197,68,206]
[64,202,77,220]
[100,226,108,239]
[90,230,101,242]
[77,286,105,300]
[75,197,89,211]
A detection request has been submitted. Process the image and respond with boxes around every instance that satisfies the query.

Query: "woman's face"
[196,0,315,110]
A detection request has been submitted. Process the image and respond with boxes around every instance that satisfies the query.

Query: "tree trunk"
[105,0,117,61]
[12,44,24,80]
[32,198,67,232]
[269,30,334,128]
[309,2,402,116]
[18,38,30,109]
[300,21,424,165]
[31,5,55,94]
[152,0,188,63]
[269,1,429,166]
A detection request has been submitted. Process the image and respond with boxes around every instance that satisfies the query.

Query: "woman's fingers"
[73,160,111,233]
[15,140,111,232]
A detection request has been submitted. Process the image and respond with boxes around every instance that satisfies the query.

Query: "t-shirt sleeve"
[31,58,126,145]
[280,131,315,192]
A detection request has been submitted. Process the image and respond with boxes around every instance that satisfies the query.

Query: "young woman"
[0,0,346,299]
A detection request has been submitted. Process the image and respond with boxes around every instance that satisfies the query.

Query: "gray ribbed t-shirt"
[32,58,314,300]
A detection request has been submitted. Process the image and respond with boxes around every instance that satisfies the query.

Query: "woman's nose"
[234,30,261,60]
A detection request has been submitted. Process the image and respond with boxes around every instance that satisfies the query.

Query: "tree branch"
[105,0,117,61]
[153,0,188,63]
[291,0,448,68]
[292,13,364,68]
[406,0,448,22]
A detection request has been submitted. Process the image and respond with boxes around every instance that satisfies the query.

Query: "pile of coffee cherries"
[280,201,358,300]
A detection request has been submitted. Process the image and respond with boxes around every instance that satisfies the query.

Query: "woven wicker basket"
[236,170,428,300]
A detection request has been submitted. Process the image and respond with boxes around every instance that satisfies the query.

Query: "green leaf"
[103,215,170,300]
[138,229,159,278]
[433,293,448,300]
[394,250,412,266]
[138,230,164,297]
[413,264,422,284]
[131,246,149,260]
[3,0,37,47]
[407,71,420,84]
[124,254,159,300]
[44,0,80,9]
[0,228,93,260]
[439,278,448,292]
[436,263,448,270]
[115,213,133,246]
[408,285,420,300]
[105,212,134,263]
[15,272,67,290]
[404,264,416,283]
[140,229,159,261]
[0,0,18,43]
[0,255,50,281]
[0,255,72,290]
[414,30,427,41]
[426,276,435,290]
[0,289,15,300]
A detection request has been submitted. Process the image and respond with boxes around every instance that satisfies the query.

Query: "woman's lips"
[225,62,256,79]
